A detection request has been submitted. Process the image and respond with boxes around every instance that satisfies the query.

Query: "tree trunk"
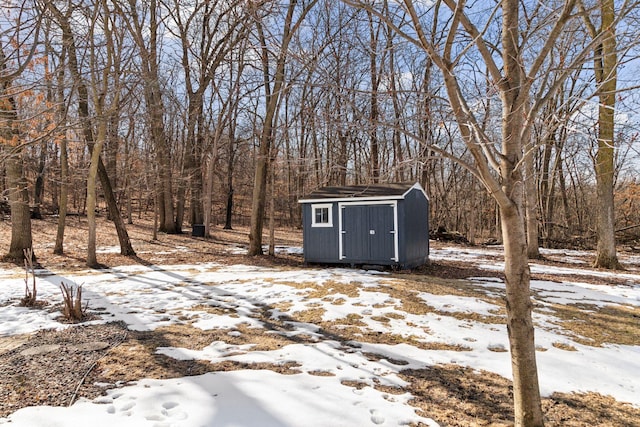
[98,159,135,255]
[6,150,33,262]
[268,168,276,256]
[248,0,316,255]
[32,141,46,220]
[2,81,32,262]
[499,2,544,423]
[54,136,69,255]
[524,144,541,259]
[87,126,105,268]
[249,141,270,255]
[224,139,235,230]
[117,0,176,233]
[203,150,215,237]
[500,202,543,426]
[592,0,621,269]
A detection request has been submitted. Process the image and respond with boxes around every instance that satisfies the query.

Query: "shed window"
[312,204,333,227]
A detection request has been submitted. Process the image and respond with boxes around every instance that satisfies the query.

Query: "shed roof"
[299,182,426,203]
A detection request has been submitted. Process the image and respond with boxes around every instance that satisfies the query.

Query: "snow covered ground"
[0,244,639,426]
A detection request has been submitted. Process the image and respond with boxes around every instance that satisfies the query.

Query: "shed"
[298,182,429,268]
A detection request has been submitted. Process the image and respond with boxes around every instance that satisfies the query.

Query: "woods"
[1,1,639,257]
[2,2,640,425]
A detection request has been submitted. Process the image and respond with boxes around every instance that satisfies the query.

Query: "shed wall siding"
[302,203,339,262]
[402,188,429,266]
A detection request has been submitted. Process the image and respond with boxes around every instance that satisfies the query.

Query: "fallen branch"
[67,330,128,407]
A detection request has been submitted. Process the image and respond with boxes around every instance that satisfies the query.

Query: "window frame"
[311,203,333,227]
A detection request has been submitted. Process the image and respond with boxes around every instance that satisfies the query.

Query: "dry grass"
[403,364,640,427]
[552,342,578,351]
[546,303,640,347]
[307,280,362,299]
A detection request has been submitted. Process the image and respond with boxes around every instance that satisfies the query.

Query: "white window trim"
[311,203,333,227]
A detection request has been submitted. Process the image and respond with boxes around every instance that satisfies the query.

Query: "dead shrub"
[20,248,37,307]
[60,282,88,321]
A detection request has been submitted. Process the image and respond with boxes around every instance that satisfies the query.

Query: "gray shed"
[298,182,429,268]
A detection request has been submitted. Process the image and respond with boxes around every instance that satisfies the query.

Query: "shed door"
[342,204,395,262]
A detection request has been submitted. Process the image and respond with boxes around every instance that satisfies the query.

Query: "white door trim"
[339,200,398,262]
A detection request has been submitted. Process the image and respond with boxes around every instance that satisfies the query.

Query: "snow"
[1,243,639,426]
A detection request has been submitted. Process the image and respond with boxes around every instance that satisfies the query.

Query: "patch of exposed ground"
[544,303,640,347]
[1,216,304,272]
[0,322,128,417]
[377,279,507,325]
[402,365,640,427]
[88,323,299,385]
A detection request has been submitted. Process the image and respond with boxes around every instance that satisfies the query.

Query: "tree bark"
[87,125,105,268]
[589,0,621,269]
[54,136,69,255]
[501,201,542,426]
[499,2,544,422]
[5,150,33,262]
[224,136,236,230]
[54,58,69,255]
[398,0,558,423]
[32,141,46,220]
[1,75,32,262]
[115,0,176,233]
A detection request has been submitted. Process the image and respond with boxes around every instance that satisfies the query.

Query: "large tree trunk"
[249,137,271,255]
[53,46,68,255]
[2,81,32,262]
[224,137,235,230]
[32,141,46,220]
[116,0,176,233]
[98,158,135,255]
[147,80,176,234]
[5,150,33,262]
[591,0,621,269]
[248,0,316,255]
[500,201,542,426]
[248,8,283,256]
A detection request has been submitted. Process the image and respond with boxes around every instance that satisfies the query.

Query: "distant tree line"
[1,1,639,262]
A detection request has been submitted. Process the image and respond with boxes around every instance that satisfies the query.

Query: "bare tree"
[164,0,248,232]
[248,0,317,256]
[340,0,623,424]
[53,42,69,255]
[115,0,176,233]
[581,0,622,269]
[47,0,135,258]
[84,0,126,267]
[1,2,42,262]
